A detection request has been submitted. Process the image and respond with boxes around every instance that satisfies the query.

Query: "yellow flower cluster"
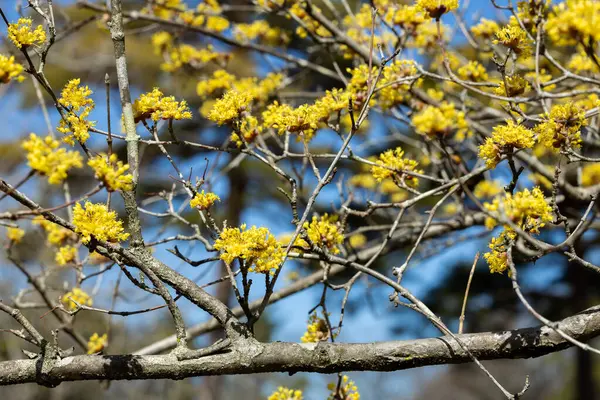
[494,75,529,97]
[165,44,229,72]
[8,18,46,48]
[132,88,192,123]
[371,147,422,187]
[535,102,586,151]
[289,2,331,39]
[484,187,553,233]
[88,153,133,192]
[567,52,599,74]
[190,191,220,210]
[483,230,516,274]
[546,0,600,46]
[268,387,303,400]
[457,61,489,82]
[346,60,421,110]
[234,20,290,46]
[179,1,229,32]
[387,5,427,32]
[22,133,83,184]
[57,79,96,145]
[55,245,77,266]
[197,71,283,103]
[87,333,108,354]
[301,312,331,343]
[6,227,25,243]
[0,55,24,84]
[412,102,468,139]
[302,214,344,254]
[213,224,285,274]
[582,164,600,187]
[494,25,532,57]
[72,202,130,244]
[207,90,254,125]
[144,0,186,19]
[478,121,535,168]
[61,287,92,311]
[231,115,262,147]
[32,216,74,246]
[473,180,502,199]
[33,216,77,246]
[416,0,459,19]
[327,375,360,400]
[348,233,367,248]
[349,171,409,203]
[471,18,499,39]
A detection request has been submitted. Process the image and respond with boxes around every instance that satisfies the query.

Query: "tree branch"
[2,305,600,386]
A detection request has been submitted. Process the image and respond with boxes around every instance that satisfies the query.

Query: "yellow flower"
[371,147,422,187]
[57,79,96,145]
[6,227,25,243]
[262,101,326,142]
[214,224,285,274]
[144,0,186,19]
[196,69,236,98]
[535,102,586,151]
[471,18,499,39]
[8,18,46,48]
[416,0,459,18]
[546,0,600,46]
[478,121,535,168]
[473,180,503,199]
[231,115,262,147]
[388,5,427,31]
[348,233,367,248]
[234,20,290,46]
[72,202,130,244]
[88,153,133,192]
[412,102,468,138]
[22,133,83,184]
[190,191,220,210]
[327,375,360,400]
[268,387,303,400]
[207,90,254,125]
[483,230,516,274]
[87,333,108,354]
[132,88,192,123]
[302,214,344,254]
[59,79,94,110]
[484,187,553,234]
[55,245,77,266]
[301,312,332,343]
[494,75,529,97]
[457,61,489,82]
[0,54,24,84]
[567,52,600,74]
[582,164,600,187]
[33,216,77,246]
[494,25,531,57]
[61,287,92,311]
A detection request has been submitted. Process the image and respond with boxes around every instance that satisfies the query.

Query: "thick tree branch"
[1,305,600,386]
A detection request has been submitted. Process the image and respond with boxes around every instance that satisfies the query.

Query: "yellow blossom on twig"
[8,18,46,48]
[72,202,130,244]
[190,191,220,210]
[88,153,133,192]
[6,227,25,243]
[0,54,24,84]
[22,133,83,184]
[268,387,303,400]
[214,224,285,274]
[87,333,108,354]
[61,287,92,311]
